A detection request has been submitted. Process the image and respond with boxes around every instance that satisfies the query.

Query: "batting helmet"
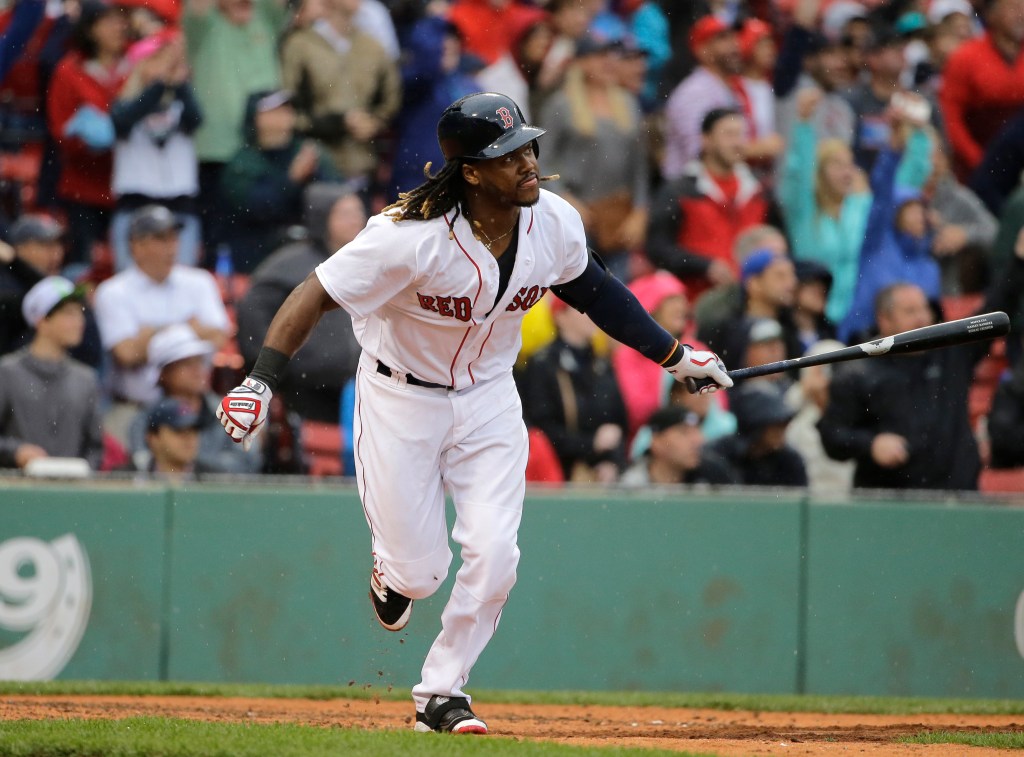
[437,92,546,161]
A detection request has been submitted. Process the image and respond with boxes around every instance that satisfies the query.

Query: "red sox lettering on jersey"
[315,189,588,390]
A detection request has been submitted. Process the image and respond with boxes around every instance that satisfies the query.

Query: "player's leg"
[412,374,528,726]
[353,365,454,628]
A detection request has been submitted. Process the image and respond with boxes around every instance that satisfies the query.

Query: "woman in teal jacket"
[780,89,932,326]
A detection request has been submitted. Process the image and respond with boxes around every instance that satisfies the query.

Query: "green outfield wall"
[1,480,1022,698]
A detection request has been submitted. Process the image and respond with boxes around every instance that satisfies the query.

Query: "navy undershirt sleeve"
[551,253,680,366]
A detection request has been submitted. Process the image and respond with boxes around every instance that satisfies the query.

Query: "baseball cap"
[647,405,702,435]
[739,18,772,60]
[794,259,834,291]
[748,317,784,344]
[255,89,293,113]
[730,382,796,435]
[821,1,868,42]
[21,276,86,327]
[689,15,734,55]
[895,11,928,36]
[146,397,204,433]
[10,215,64,245]
[148,323,214,371]
[928,0,974,23]
[741,248,785,281]
[129,205,184,240]
[575,33,619,57]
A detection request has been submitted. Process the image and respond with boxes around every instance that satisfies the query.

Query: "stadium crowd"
[0,0,1023,493]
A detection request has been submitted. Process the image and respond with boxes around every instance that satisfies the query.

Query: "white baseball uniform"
[315,188,588,710]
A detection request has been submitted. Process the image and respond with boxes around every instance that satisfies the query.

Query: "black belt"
[377,361,453,390]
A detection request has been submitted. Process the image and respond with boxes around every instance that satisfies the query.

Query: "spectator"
[611,270,688,437]
[237,183,363,422]
[0,0,51,148]
[697,249,803,369]
[784,338,854,497]
[110,29,204,271]
[842,24,915,173]
[774,15,856,148]
[924,141,999,295]
[46,0,128,273]
[476,11,552,123]
[839,111,935,343]
[539,33,648,281]
[928,0,978,45]
[219,90,340,272]
[707,380,808,487]
[94,204,230,439]
[353,0,400,60]
[184,0,288,256]
[448,0,548,67]
[533,0,597,108]
[990,192,1024,342]
[737,17,784,170]
[661,15,742,179]
[0,214,103,365]
[988,343,1024,468]
[780,88,870,325]
[125,323,263,473]
[520,297,628,484]
[647,107,775,299]
[820,271,1024,491]
[124,396,204,479]
[590,0,671,111]
[619,405,739,487]
[0,276,103,470]
[792,259,837,353]
[389,16,479,202]
[939,0,1024,180]
[280,0,401,188]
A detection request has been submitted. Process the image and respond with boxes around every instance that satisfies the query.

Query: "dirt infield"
[1,695,1021,755]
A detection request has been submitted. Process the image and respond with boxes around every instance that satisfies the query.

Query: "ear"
[461,162,481,186]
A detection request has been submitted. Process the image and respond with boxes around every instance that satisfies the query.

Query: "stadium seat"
[302,420,343,478]
[979,467,1024,496]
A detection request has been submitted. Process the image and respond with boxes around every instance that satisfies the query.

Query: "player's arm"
[217,272,338,448]
[550,251,732,393]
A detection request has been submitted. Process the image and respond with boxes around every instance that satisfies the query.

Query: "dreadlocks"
[382,160,466,236]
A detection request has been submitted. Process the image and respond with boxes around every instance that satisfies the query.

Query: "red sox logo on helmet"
[496,107,514,129]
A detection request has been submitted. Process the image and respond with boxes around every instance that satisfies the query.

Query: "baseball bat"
[686,311,1011,393]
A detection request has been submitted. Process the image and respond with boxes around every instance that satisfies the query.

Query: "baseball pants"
[353,354,529,711]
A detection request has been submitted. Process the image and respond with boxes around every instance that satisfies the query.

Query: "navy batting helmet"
[437,92,546,161]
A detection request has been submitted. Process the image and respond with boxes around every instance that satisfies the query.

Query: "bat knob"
[685,376,720,394]
[684,377,698,394]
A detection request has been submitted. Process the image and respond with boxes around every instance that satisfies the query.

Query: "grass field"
[2,681,1023,756]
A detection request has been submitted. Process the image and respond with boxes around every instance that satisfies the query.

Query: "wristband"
[249,346,290,391]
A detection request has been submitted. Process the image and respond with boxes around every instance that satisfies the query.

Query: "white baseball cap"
[148,323,214,371]
[927,0,974,24]
[21,276,85,326]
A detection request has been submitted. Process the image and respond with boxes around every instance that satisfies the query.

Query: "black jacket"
[519,339,628,480]
[706,434,807,487]
[989,356,1024,468]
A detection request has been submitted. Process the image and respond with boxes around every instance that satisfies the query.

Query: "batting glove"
[664,345,733,394]
[217,376,271,451]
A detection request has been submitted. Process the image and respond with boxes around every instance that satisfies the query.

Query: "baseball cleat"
[369,566,412,631]
[414,695,488,734]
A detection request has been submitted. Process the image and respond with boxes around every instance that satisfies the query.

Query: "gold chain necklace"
[470,214,518,251]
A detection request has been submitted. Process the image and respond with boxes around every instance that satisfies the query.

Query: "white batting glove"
[664,345,733,394]
[217,376,271,451]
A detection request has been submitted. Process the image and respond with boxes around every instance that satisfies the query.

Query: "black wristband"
[661,342,685,368]
[249,346,290,391]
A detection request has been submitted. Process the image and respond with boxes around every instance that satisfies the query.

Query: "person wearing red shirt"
[939,0,1024,180]
[46,0,127,273]
[447,0,547,67]
[646,107,776,301]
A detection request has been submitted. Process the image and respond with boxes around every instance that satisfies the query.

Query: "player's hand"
[665,345,733,394]
[217,377,271,451]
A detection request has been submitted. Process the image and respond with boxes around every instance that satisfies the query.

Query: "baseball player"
[217,93,732,735]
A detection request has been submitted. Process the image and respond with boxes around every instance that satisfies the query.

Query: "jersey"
[315,188,589,389]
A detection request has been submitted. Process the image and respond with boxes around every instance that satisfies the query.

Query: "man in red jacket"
[646,107,776,302]
[939,0,1024,180]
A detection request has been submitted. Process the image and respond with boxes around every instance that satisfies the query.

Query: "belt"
[377,360,453,391]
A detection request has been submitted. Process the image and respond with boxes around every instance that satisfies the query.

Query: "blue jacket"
[839,130,940,342]
[388,17,478,202]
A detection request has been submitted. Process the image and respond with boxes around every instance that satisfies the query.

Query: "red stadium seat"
[302,420,343,478]
[979,467,1024,496]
